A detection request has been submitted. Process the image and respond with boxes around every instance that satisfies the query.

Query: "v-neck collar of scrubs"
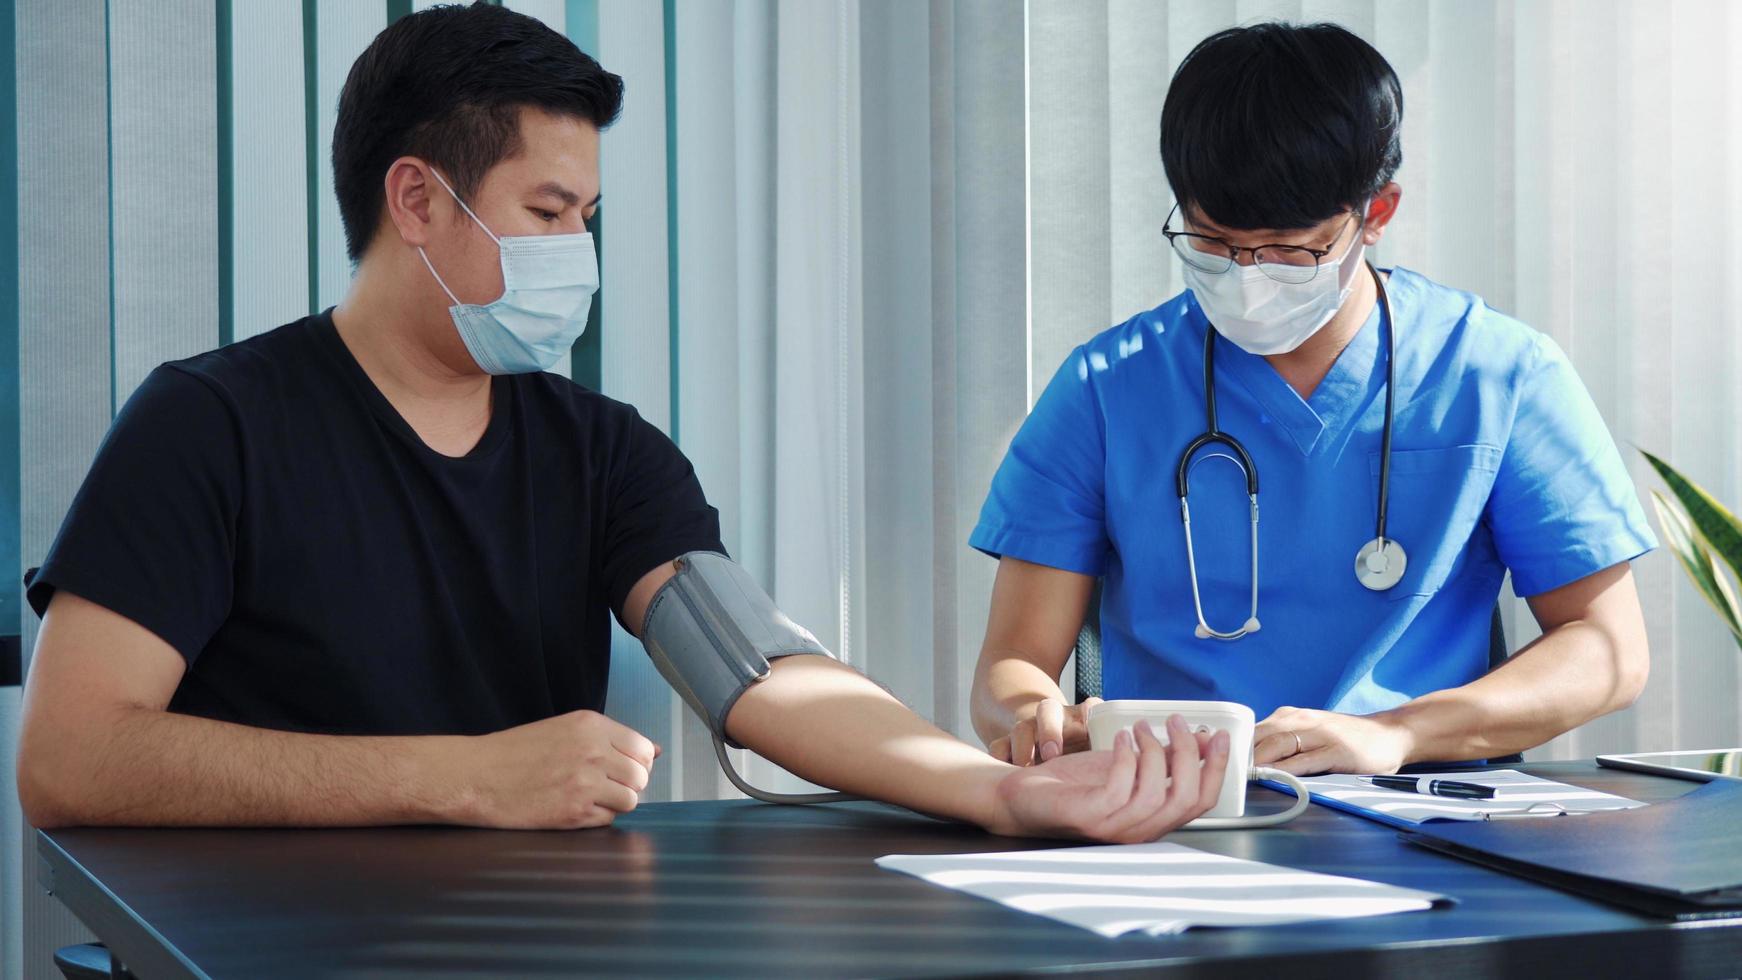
[1186,273,1389,458]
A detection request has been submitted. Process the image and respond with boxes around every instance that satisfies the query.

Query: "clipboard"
[1402,778,1742,921]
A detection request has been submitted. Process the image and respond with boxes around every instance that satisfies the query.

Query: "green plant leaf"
[1641,450,1742,586]
[1650,490,1742,646]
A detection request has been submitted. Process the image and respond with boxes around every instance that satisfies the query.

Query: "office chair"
[52,942,133,980]
[1071,582,1522,765]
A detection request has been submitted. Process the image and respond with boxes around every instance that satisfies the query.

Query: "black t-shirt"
[25,312,724,736]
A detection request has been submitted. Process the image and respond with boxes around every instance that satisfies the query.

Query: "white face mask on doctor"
[1174,204,1368,356]
[417,167,599,375]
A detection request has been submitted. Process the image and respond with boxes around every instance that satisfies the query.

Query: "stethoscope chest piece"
[1354,536,1408,591]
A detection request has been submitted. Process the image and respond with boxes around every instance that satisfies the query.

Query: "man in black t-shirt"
[17,3,1224,841]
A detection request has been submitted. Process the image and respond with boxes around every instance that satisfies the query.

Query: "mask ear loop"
[426,167,502,245]
[416,247,463,307]
[417,166,501,307]
[1334,198,1375,286]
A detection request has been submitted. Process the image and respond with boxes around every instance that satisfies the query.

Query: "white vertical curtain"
[5,1,1741,976]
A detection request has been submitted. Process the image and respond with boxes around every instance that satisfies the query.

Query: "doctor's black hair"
[333,1,622,261]
[1160,22,1402,232]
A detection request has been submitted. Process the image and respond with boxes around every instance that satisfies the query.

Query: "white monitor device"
[1596,748,1742,783]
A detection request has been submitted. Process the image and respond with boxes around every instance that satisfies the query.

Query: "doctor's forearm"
[725,656,1014,830]
[1383,618,1648,763]
[970,654,1069,747]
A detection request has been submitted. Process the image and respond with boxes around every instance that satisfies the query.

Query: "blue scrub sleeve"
[1486,334,1656,596]
[970,347,1111,575]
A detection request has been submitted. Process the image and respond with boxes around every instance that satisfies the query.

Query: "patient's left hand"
[985,715,1230,842]
[1253,706,1415,776]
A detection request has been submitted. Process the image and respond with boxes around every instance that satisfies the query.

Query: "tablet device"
[1596,749,1742,783]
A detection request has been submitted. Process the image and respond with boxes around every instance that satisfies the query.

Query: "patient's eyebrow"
[534,181,583,206]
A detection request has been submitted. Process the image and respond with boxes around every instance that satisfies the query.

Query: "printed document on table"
[1279,769,1643,827]
[877,842,1448,938]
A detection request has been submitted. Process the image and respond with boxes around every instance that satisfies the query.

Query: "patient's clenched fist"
[462,710,660,830]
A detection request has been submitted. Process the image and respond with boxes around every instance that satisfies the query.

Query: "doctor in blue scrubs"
[968,22,1655,776]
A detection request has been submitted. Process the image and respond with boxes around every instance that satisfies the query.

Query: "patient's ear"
[383,157,441,248]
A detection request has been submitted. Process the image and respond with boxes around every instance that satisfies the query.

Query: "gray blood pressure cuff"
[640,552,834,748]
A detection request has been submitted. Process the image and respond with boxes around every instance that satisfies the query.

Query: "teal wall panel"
[313,0,385,310]
[1,0,18,639]
[17,0,114,967]
[232,0,310,339]
[108,0,220,401]
[0,7,19,976]
[566,0,602,391]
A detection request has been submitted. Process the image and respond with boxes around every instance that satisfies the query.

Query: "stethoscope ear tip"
[1194,624,1212,639]
[1243,617,1261,634]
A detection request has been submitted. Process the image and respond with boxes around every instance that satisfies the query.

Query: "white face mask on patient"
[416,168,599,375]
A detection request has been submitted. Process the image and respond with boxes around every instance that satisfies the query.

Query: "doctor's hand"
[461,710,662,830]
[985,715,1230,842]
[1253,706,1415,776]
[988,696,1103,766]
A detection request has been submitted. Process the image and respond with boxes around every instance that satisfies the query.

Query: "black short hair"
[1160,22,1402,232]
[333,1,623,261]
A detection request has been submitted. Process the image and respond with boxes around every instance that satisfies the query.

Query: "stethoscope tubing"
[1176,261,1399,638]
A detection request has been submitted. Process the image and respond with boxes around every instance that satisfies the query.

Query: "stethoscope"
[1177,261,1406,641]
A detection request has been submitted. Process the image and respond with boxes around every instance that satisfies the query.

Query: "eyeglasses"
[1162,205,1361,285]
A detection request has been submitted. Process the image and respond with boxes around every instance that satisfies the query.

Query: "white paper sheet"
[1290,769,1644,826]
[876,842,1445,937]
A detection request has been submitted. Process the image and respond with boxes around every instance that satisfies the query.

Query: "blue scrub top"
[970,267,1655,719]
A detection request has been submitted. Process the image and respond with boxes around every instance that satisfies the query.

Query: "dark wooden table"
[35,762,1742,978]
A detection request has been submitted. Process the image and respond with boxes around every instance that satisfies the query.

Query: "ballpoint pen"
[1364,775,1497,800]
